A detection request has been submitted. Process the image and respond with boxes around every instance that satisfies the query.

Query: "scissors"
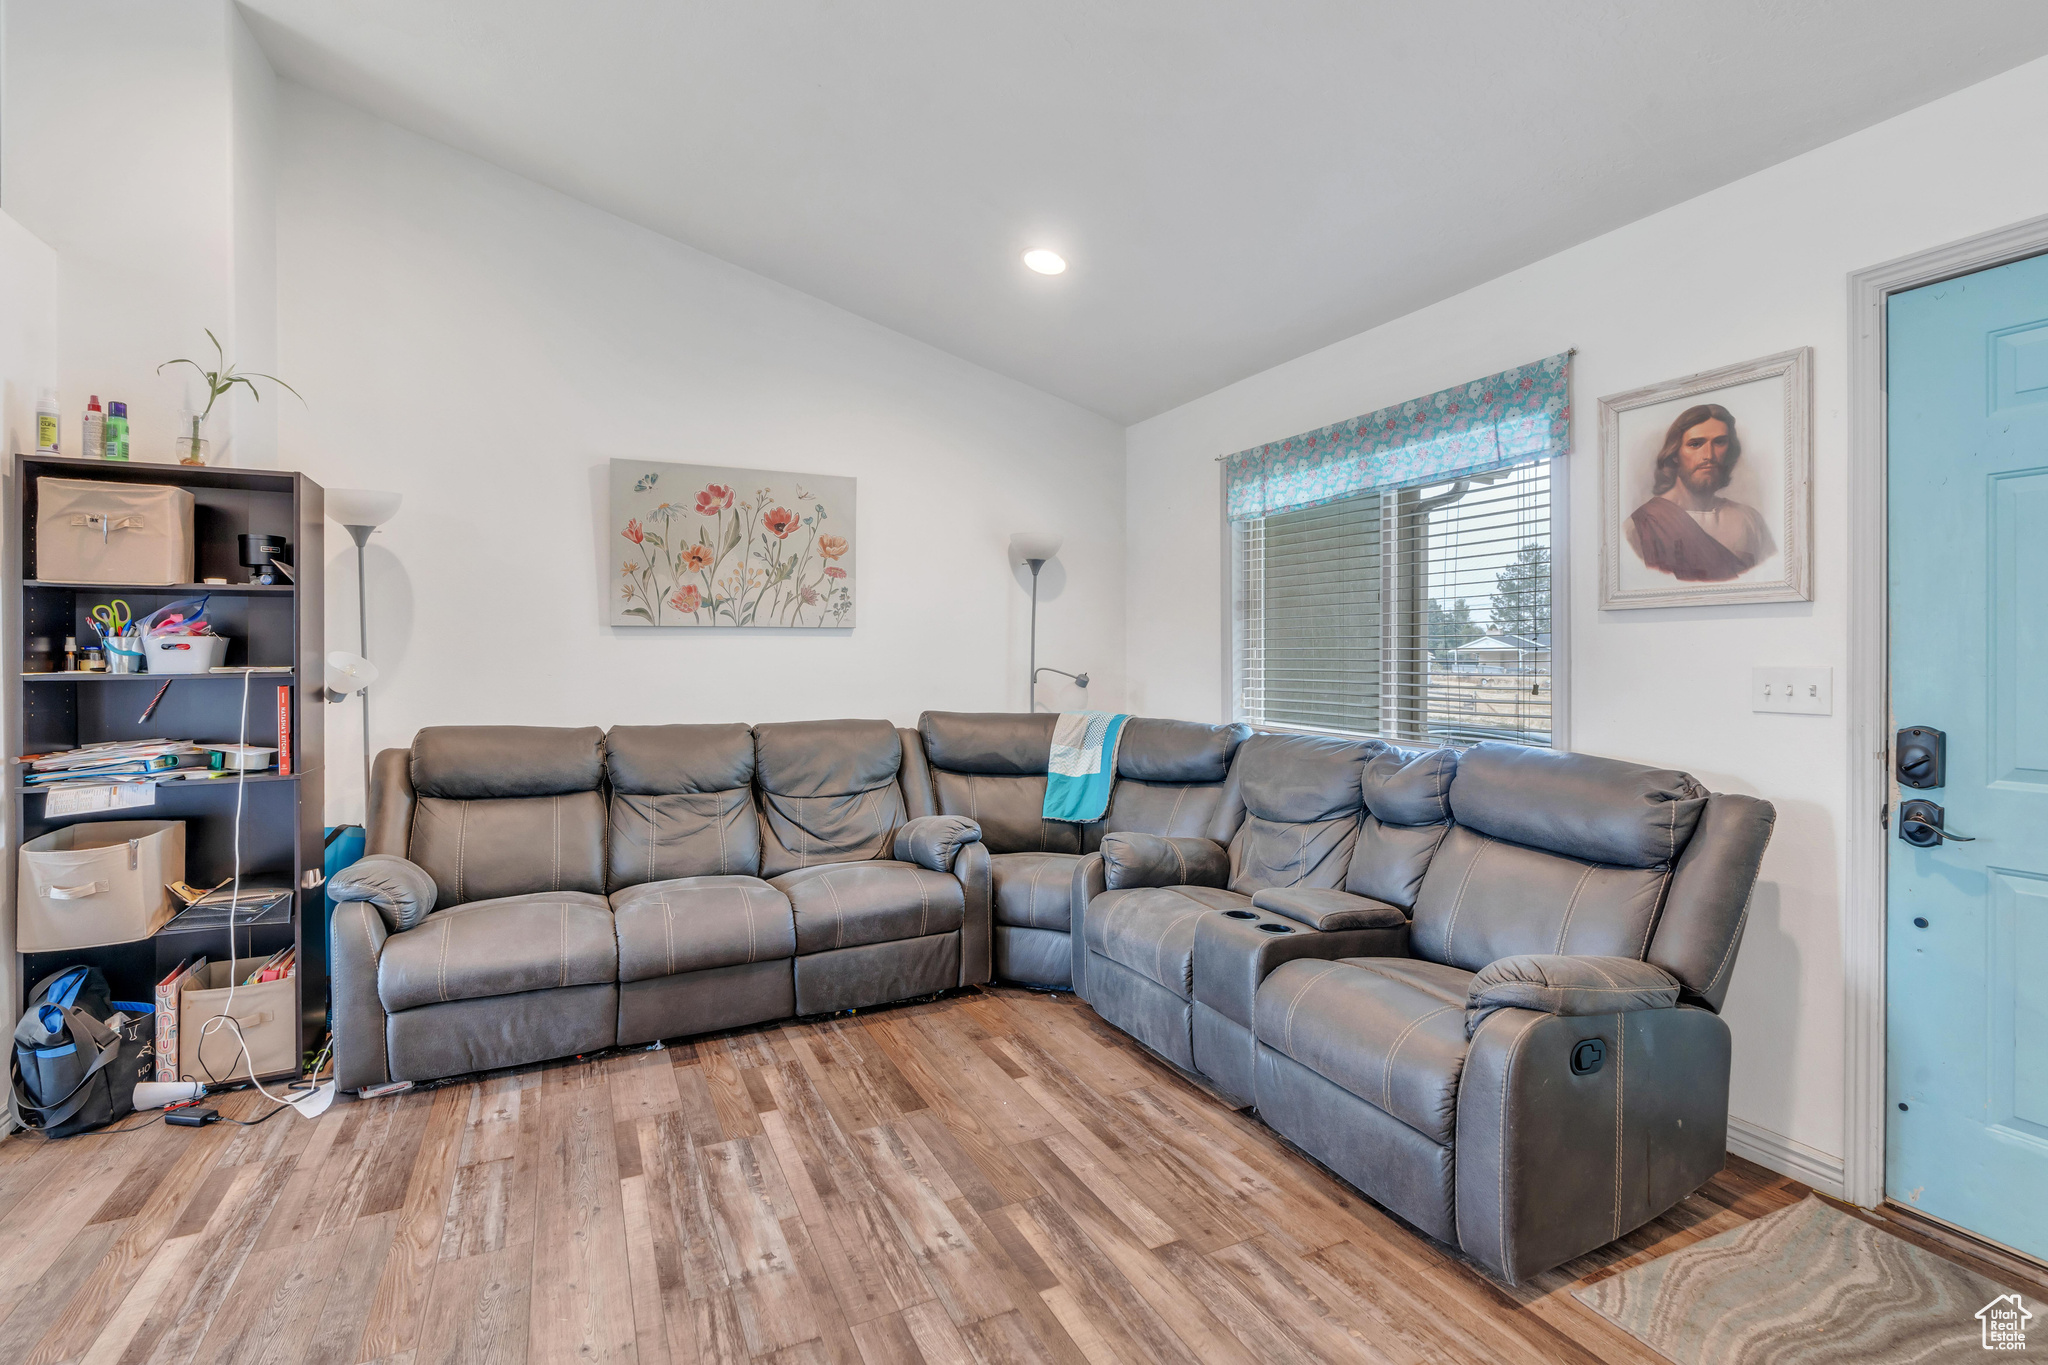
[89,600,133,638]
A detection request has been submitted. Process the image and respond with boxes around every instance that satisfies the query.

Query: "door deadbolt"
[1895,727,1946,789]
[1898,798,1976,848]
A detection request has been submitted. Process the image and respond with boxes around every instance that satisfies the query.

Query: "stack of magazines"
[20,740,221,789]
[162,879,294,931]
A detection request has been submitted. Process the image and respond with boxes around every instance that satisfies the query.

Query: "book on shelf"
[277,686,292,777]
[246,947,295,985]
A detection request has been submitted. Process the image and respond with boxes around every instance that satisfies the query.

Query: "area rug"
[1574,1195,2039,1363]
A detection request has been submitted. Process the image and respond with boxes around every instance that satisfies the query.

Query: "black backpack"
[13,966,154,1137]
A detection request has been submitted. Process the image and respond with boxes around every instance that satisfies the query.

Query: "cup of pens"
[90,599,145,673]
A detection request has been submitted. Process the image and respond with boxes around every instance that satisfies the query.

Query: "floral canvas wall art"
[609,459,855,627]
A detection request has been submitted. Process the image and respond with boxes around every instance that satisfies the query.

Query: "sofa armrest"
[954,840,992,986]
[1071,853,1107,1000]
[1099,832,1228,891]
[1251,888,1406,933]
[892,815,981,873]
[328,854,439,933]
[1455,1004,1729,1283]
[1465,954,1681,1037]
[330,898,392,1093]
[367,747,415,855]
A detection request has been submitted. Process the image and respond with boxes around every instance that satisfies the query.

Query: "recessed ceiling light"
[1022,249,1067,275]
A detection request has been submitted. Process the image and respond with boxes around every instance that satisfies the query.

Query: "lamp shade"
[327,488,402,528]
[326,650,379,696]
[1009,531,1062,564]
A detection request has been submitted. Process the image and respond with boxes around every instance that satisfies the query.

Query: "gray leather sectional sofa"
[327,708,1771,1286]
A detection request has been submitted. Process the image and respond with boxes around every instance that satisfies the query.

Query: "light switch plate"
[1752,667,1832,715]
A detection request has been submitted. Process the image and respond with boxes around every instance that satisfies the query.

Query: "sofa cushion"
[609,876,795,983]
[606,723,754,793]
[1101,833,1229,891]
[754,719,909,877]
[410,725,605,799]
[930,769,1082,854]
[1226,733,1374,895]
[606,725,763,886]
[991,851,1082,931]
[919,711,1055,775]
[1345,819,1450,910]
[378,891,616,1011]
[1238,732,1376,824]
[1229,814,1360,895]
[1448,742,1707,870]
[1360,743,1458,826]
[409,789,608,908]
[771,861,966,955]
[1116,718,1251,784]
[1084,885,1250,1000]
[1254,957,1477,1144]
[609,789,762,888]
[756,717,903,794]
[1410,825,1670,974]
[1101,777,1233,841]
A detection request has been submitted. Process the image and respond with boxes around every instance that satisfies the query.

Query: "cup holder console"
[1224,909,1257,920]
[1258,922,1294,934]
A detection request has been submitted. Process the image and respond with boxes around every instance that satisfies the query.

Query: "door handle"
[1898,798,1976,847]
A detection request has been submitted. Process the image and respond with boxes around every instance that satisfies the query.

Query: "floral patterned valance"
[1223,353,1571,521]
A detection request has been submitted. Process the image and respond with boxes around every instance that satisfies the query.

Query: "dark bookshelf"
[8,454,326,1079]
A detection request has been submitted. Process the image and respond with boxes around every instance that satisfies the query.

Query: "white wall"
[1125,53,2048,1172]
[2,1,277,465]
[274,88,1127,823]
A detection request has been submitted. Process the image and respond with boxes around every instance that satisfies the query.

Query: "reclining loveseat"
[1065,731,1773,1284]
[330,720,986,1090]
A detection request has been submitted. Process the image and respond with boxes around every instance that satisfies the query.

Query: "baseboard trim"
[1727,1116,1846,1199]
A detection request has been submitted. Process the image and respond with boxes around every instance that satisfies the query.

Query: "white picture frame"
[1598,347,1812,609]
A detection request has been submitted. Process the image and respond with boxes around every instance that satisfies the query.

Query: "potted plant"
[158,331,303,465]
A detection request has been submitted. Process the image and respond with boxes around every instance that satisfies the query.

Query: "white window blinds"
[1235,458,1553,747]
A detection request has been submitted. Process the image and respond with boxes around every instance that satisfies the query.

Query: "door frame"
[1844,211,2048,1209]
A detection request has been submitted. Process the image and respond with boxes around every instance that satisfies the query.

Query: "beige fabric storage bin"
[176,960,296,1083]
[36,477,196,584]
[17,819,185,950]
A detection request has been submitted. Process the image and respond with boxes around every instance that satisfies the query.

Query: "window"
[1234,457,1554,747]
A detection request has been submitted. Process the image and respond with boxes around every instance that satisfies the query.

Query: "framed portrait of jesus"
[1598,347,1812,609]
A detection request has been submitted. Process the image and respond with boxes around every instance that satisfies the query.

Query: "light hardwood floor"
[0,983,1981,1364]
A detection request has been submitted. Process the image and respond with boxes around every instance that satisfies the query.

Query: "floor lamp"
[1009,532,1087,712]
[326,489,402,804]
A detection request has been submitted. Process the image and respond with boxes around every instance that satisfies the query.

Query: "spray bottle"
[81,395,104,460]
[103,401,130,460]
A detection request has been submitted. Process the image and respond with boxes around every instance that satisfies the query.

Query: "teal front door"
[1888,252,2048,1262]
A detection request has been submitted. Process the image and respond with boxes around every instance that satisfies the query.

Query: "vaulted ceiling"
[243,1,2048,421]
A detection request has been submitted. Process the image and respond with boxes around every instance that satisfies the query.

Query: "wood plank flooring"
[0,983,1986,1364]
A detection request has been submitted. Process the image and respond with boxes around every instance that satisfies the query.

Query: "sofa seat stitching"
[1380,1003,1457,1117]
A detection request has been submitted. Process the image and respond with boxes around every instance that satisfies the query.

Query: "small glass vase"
[177,416,209,466]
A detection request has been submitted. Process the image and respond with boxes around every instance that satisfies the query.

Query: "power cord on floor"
[189,668,304,1112]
